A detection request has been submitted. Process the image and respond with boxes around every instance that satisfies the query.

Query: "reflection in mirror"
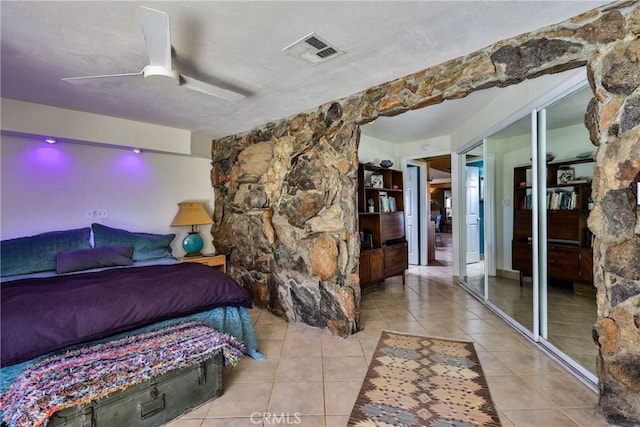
[542,85,597,376]
[462,145,485,298]
[485,113,534,334]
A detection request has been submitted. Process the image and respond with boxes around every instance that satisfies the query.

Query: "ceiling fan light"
[142,65,179,87]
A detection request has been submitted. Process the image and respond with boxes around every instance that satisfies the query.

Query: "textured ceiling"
[1,1,609,146]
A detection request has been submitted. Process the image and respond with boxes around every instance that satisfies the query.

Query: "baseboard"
[497,269,519,281]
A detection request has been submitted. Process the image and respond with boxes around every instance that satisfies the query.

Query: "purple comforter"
[1,263,252,367]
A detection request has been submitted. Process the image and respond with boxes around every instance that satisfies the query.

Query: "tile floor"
[460,234,598,375]
[164,261,609,427]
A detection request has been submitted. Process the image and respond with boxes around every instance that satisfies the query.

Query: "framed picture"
[557,167,574,184]
[371,174,384,188]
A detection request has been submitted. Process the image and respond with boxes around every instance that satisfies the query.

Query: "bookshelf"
[357,163,408,287]
[512,157,595,286]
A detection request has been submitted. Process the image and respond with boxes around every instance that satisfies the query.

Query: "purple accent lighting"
[28,145,72,170]
[113,152,150,179]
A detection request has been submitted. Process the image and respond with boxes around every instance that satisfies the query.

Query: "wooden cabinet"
[380,212,405,242]
[383,242,408,278]
[359,248,384,284]
[579,248,594,283]
[511,158,594,285]
[358,163,408,287]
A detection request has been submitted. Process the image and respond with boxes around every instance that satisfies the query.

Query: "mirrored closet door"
[459,81,598,384]
[484,113,536,336]
[538,85,598,379]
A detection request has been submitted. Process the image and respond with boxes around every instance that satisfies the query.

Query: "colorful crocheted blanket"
[0,321,244,427]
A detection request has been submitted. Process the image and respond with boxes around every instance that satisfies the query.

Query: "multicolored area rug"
[348,331,501,426]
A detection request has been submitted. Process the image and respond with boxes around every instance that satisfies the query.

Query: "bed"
[0,224,264,425]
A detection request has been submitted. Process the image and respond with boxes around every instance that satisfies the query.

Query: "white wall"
[490,131,531,271]
[0,134,216,257]
[1,98,196,156]
[358,134,398,167]
[396,135,451,159]
[450,69,585,151]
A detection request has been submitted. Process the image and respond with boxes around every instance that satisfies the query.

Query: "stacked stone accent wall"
[587,28,640,426]
[212,2,639,423]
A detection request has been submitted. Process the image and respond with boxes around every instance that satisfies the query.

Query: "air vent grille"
[317,47,337,58]
[283,32,345,65]
[305,36,327,50]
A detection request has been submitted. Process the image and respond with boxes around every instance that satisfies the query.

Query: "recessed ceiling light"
[132,148,142,154]
[44,138,57,144]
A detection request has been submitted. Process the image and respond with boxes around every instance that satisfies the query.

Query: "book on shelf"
[520,190,579,210]
[520,194,532,210]
[585,228,595,248]
[546,189,578,210]
[379,192,389,212]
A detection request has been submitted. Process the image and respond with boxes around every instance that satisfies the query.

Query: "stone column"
[588,36,640,426]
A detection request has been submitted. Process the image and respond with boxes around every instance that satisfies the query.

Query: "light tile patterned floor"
[459,233,597,375]
[163,262,609,427]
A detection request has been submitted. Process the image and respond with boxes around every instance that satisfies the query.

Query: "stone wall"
[212,2,639,424]
[587,34,640,426]
[211,106,362,336]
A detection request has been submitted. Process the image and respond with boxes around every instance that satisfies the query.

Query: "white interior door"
[466,166,480,264]
[405,165,419,265]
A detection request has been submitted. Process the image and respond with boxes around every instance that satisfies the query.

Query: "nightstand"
[179,254,226,273]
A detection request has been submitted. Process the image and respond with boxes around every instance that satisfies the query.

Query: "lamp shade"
[170,202,213,227]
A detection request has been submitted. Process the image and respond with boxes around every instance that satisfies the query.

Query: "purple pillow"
[56,245,134,274]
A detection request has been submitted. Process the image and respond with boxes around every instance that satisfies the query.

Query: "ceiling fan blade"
[139,6,172,69]
[181,75,245,102]
[62,71,143,84]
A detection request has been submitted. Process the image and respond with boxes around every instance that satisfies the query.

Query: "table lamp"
[170,202,213,257]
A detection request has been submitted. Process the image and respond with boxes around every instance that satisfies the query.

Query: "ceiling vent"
[282,32,345,65]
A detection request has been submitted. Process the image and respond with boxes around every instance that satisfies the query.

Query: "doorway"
[425,156,453,266]
[461,146,486,298]
[358,68,597,385]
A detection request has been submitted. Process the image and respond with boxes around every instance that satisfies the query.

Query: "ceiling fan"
[61,6,244,102]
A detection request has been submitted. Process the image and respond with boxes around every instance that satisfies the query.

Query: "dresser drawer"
[547,246,579,281]
[179,254,226,273]
[383,242,408,277]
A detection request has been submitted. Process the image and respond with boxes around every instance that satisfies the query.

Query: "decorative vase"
[182,232,204,255]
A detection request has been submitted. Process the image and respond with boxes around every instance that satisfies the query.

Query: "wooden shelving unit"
[511,157,594,286]
[357,163,408,287]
